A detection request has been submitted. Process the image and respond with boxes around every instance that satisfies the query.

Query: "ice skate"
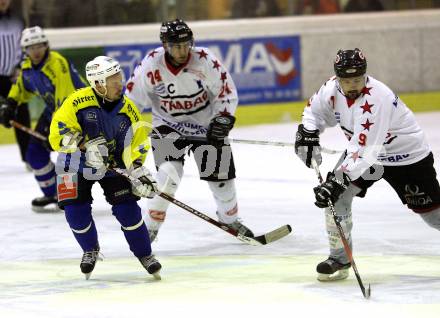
[221,217,254,238]
[316,257,351,281]
[80,245,102,280]
[139,254,162,280]
[215,211,254,237]
[31,195,60,213]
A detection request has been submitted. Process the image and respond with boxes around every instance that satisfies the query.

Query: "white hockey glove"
[84,136,108,169]
[61,131,83,152]
[130,165,158,199]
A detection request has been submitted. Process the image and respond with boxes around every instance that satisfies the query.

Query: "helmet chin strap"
[96,85,114,103]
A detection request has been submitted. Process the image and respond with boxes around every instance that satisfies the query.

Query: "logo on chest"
[160,90,209,115]
[42,77,52,90]
[86,111,97,121]
[154,83,166,95]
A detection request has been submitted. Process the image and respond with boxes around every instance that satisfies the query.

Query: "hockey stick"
[9,120,47,141]
[112,167,292,246]
[175,135,340,154]
[311,158,371,299]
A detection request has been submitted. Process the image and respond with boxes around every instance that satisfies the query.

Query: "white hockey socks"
[208,179,238,224]
[146,161,183,233]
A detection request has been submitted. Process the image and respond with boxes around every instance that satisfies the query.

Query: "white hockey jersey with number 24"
[125,47,238,136]
[302,76,430,180]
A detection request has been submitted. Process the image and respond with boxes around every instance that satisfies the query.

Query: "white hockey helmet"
[85,56,121,89]
[21,26,48,48]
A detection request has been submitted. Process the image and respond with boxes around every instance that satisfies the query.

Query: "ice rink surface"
[1,112,440,318]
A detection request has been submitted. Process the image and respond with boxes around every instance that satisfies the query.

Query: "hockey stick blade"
[237,224,292,246]
[112,167,293,246]
[362,284,371,299]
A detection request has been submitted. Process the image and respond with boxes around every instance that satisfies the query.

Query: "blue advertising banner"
[105,35,301,105]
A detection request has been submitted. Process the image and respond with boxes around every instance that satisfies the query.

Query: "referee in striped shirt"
[0,0,30,166]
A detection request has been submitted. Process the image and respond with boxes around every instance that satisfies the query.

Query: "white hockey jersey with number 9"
[302,76,431,181]
[125,47,238,136]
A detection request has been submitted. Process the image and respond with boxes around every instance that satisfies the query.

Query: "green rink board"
[1,91,440,145]
[59,47,105,79]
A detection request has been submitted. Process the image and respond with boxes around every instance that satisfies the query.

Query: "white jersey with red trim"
[125,46,238,136]
[302,75,431,180]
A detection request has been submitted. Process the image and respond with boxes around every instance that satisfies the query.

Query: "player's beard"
[346,90,360,100]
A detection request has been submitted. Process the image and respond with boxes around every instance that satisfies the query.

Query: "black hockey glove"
[0,98,16,128]
[313,171,350,208]
[207,114,236,146]
[295,124,322,168]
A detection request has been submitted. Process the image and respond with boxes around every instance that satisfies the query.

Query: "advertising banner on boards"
[104,35,301,106]
[60,35,302,105]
